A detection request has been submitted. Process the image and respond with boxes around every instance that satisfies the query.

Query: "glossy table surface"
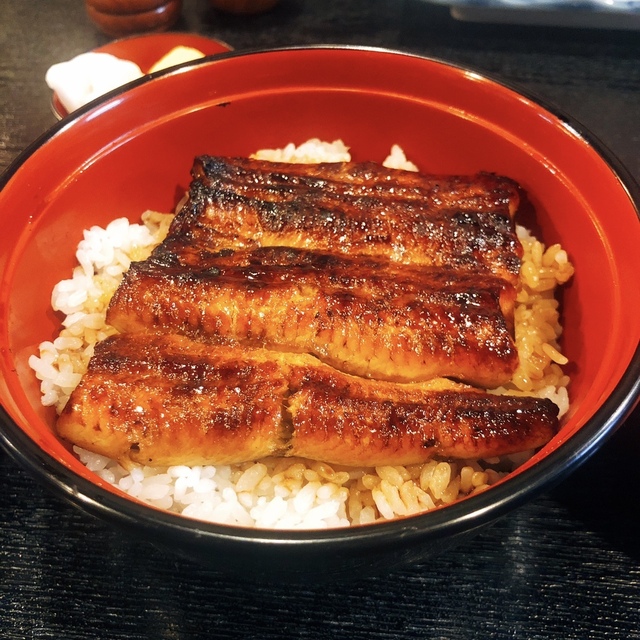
[1,1,639,638]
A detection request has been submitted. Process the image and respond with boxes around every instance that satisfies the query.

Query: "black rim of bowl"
[1,45,639,550]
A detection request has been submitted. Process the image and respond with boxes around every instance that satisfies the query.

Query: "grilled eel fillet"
[193,156,521,217]
[172,157,523,285]
[57,333,559,468]
[106,158,524,387]
[62,158,560,467]
[107,244,518,388]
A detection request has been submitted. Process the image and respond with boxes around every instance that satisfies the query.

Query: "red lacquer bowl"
[1,47,639,579]
[51,32,232,119]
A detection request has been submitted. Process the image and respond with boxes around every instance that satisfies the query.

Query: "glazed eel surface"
[107,157,524,387]
[107,242,518,388]
[59,156,560,466]
[174,157,524,285]
[58,333,558,468]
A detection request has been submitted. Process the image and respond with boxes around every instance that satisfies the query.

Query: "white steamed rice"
[29,138,574,529]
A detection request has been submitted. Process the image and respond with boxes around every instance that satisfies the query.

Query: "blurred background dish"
[422,0,640,28]
[85,0,184,37]
[50,32,232,119]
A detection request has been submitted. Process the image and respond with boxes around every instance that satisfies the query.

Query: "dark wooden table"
[2,1,640,638]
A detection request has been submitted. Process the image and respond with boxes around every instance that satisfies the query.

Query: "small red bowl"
[51,32,232,119]
[1,46,639,579]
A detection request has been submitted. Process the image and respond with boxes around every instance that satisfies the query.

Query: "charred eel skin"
[107,243,519,388]
[173,156,523,285]
[58,333,558,468]
[107,156,523,387]
[59,157,560,467]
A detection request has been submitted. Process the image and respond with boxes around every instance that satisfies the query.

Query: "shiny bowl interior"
[1,46,639,578]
